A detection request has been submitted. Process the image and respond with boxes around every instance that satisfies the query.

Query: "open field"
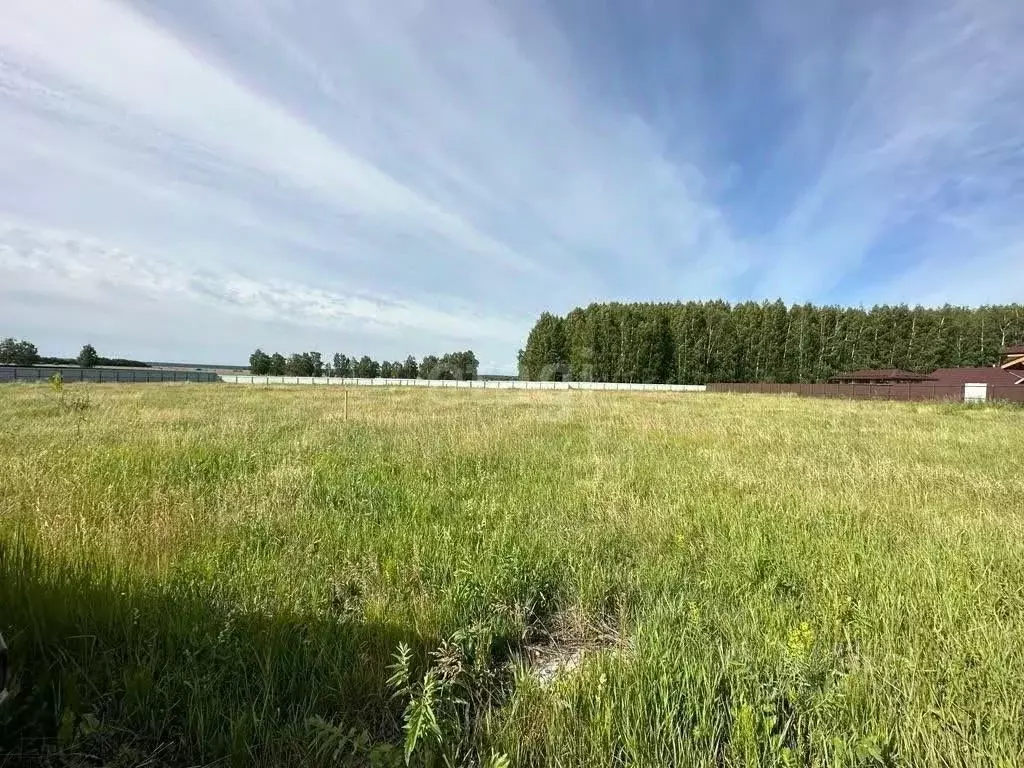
[2,385,1024,767]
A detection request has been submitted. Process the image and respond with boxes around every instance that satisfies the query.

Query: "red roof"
[829,369,934,382]
[929,367,1024,386]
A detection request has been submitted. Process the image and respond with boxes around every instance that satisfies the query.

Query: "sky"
[1,0,1023,372]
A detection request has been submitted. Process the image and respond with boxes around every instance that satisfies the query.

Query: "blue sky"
[1,0,1022,372]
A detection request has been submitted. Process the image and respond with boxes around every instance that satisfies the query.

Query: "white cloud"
[0,219,526,345]
[749,0,1024,301]
[0,0,740,367]
[0,0,543,275]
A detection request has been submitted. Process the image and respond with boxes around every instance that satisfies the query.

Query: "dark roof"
[1003,344,1024,355]
[829,369,934,382]
[929,367,1024,386]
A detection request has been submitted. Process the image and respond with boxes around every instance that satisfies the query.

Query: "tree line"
[249,349,480,380]
[519,301,1024,384]
[0,339,149,368]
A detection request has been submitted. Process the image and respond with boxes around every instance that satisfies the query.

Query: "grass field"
[1,384,1023,767]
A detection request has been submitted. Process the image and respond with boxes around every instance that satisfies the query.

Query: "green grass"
[1,384,1023,767]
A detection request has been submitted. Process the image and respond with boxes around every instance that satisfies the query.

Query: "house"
[828,369,935,384]
[1000,345,1024,371]
[929,347,1024,389]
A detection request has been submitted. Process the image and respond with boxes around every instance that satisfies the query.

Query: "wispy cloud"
[744,0,1024,300]
[0,220,525,351]
[1,0,1022,368]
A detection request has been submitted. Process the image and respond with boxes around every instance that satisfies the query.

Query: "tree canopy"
[77,345,100,368]
[519,301,1024,383]
[251,349,479,379]
[1,338,148,368]
[249,349,271,375]
[0,338,40,366]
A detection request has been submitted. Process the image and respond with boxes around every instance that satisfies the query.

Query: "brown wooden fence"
[990,385,1024,403]
[706,382,965,401]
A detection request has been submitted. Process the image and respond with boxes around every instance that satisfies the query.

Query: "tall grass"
[1,384,1023,766]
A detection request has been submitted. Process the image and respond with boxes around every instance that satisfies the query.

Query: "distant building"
[829,369,935,385]
[1000,345,1024,371]
[828,353,1024,387]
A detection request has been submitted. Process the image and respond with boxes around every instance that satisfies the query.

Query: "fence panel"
[0,366,218,384]
[991,385,1024,402]
[215,376,713,393]
[707,381,970,402]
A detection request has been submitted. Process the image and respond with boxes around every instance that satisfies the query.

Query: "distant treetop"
[0,338,40,367]
[249,348,479,379]
[77,344,99,368]
[519,301,1024,384]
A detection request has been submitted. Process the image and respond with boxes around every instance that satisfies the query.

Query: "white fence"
[219,375,707,393]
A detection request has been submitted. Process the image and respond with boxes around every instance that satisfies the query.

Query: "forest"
[0,338,149,368]
[518,301,1024,384]
[249,348,480,380]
